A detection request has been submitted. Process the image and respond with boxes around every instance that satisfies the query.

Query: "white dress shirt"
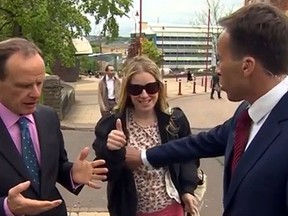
[105,75,115,100]
[247,76,288,149]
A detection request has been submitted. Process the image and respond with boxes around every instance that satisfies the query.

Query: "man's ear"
[242,57,255,77]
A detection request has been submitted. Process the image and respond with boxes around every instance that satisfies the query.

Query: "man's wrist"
[141,150,153,169]
[4,197,16,216]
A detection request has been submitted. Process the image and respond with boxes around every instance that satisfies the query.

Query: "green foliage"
[0,0,132,69]
[142,38,162,66]
[127,37,140,58]
[79,55,100,73]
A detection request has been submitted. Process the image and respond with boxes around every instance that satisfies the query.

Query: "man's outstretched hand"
[7,181,62,215]
[72,147,108,189]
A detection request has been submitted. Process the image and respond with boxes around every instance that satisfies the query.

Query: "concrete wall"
[42,75,75,120]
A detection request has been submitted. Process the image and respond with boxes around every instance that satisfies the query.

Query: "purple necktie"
[231,109,252,174]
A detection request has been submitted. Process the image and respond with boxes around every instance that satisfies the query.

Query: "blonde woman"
[93,56,200,216]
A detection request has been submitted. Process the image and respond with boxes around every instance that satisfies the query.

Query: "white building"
[134,22,221,71]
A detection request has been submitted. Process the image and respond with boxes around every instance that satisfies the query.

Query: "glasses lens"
[128,82,160,96]
[127,84,143,95]
[145,82,160,94]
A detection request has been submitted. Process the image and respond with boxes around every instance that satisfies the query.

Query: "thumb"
[10,181,30,196]
[116,118,123,132]
[78,146,89,161]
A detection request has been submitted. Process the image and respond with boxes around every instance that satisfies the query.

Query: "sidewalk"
[61,76,211,130]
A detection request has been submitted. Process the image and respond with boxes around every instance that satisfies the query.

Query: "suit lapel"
[223,128,235,195]
[0,118,32,183]
[33,107,49,195]
[224,93,288,208]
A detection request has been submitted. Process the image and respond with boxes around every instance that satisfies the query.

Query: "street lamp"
[161,26,165,76]
[204,0,211,93]
[139,0,143,55]
[132,11,139,35]
[132,11,139,56]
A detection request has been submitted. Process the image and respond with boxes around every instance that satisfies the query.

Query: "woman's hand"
[107,119,126,151]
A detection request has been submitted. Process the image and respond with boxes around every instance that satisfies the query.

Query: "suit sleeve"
[98,81,105,111]
[0,197,5,216]
[92,116,126,181]
[147,117,233,168]
[176,111,200,195]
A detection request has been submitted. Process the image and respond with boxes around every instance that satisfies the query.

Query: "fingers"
[78,147,90,161]
[27,199,62,215]
[9,181,30,197]
[87,181,102,189]
[107,130,126,150]
[92,159,106,167]
[116,118,123,131]
[32,199,63,211]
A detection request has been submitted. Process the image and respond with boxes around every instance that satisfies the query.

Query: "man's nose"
[30,85,41,97]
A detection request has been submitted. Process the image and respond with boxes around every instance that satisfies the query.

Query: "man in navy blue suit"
[106,3,288,216]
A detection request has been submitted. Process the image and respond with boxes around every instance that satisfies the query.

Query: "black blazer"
[92,108,200,216]
[0,105,82,216]
[146,92,288,216]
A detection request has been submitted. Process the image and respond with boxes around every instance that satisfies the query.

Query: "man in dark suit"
[0,38,108,216]
[107,3,288,216]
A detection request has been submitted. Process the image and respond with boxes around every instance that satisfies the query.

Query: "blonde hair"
[117,56,169,114]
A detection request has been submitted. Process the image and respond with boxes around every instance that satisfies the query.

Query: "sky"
[90,0,244,36]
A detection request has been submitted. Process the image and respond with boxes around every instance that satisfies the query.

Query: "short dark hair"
[105,64,113,71]
[219,3,288,75]
[0,38,42,80]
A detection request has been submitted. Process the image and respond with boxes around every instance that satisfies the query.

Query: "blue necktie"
[18,117,40,191]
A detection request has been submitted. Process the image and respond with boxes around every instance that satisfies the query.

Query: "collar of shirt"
[105,75,115,81]
[0,103,35,128]
[249,76,288,124]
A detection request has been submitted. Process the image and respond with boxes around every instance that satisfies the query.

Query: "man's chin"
[21,104,37,114]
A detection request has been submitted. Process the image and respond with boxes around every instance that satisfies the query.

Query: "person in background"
[98,64,121,117]
[0,38,108,216]
[210,70,221,99]
[93,56,201,216]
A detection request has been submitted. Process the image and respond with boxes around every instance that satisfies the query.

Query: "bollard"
[201,77,204,86]
[164,80,168,98]
[178,79,182,95]
[193,78,196,94]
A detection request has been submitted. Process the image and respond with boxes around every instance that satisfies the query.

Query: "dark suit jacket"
[0,105,81,216]
[146,92,288,216]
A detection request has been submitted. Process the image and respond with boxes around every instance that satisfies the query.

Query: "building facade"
[135,22,220,71]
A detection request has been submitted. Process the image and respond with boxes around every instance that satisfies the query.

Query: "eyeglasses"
[127,81,160,96]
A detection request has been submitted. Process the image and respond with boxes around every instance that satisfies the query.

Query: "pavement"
[61,76,212,131]
[61,75,239,216]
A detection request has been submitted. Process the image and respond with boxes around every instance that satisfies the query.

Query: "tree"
[127,37,161,66]
[190,0,235,68]
[191,0,234,27]
[142,38,161,66]
[127,37,141,58]
[0,0,133,68]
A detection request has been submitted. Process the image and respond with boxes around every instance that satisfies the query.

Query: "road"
[59,94,240,215]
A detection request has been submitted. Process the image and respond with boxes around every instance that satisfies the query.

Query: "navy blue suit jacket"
[147,92,288,216]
